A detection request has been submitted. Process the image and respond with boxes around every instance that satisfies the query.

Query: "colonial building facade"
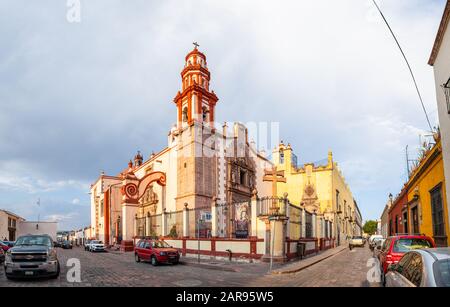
[90,47,272,246]
[89,46,360,260]
[271,142,362,246]
[429,0,450,237]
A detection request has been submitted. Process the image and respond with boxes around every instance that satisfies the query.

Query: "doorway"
[411,206,419,234]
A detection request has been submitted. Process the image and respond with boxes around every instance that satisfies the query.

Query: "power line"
[371,0,434,132]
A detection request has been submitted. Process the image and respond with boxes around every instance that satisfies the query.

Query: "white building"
[429,0,450,233]
[17,221,58,242]
[1,209,58,242]
[0,210,25,241]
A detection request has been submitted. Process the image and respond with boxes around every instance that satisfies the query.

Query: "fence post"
[251,189,258,238]
[312,212,317,238]
[183,203,189,238]
[284,193,290,240]
[301,209,306,238]
[211,197,218,237]
[146,212,150,237]
[134,214,138,239]
[161,208,167,237]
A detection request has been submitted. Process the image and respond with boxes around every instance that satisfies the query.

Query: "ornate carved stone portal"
[302,183,320,213]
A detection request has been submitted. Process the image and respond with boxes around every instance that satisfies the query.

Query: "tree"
[363,220,378,235]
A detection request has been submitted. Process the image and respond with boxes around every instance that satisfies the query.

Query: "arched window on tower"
[202,106,209,122]
[182,106,188,123]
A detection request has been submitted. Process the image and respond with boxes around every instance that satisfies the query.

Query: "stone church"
[90,46,272,245]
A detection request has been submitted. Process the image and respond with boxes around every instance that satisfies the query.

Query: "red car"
[134,239,180,266]
[0,241,11,252]
[379,235,435,278]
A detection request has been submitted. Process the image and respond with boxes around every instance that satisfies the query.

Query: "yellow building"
[272,142,361,246]
[406,136,449,247]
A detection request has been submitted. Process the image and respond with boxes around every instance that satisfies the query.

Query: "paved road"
[249,246,381,287]
[0,245,379,287]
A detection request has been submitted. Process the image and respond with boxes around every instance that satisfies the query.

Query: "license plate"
[25,271,34,276]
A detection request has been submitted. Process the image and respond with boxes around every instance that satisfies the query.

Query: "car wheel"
[50,263,60,279]
[151,256,158,266]
[135,253,140,263]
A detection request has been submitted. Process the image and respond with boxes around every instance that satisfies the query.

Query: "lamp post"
[441,77,450,114]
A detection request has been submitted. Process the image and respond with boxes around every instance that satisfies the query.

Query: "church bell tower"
[173,44,219,210]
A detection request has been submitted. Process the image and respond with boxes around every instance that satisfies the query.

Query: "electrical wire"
[371,0,434,132]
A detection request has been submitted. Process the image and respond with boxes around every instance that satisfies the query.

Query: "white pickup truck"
[349,236,365,250]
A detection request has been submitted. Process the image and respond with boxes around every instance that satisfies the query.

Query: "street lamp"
[441,77,450,114]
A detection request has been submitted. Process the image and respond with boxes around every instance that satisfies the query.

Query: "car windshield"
[353,236,363,239]
[433,259,450,287]
[15,236,52,247]
[92,240,102,244]
[393,238,432,253]
[152,241,170,248]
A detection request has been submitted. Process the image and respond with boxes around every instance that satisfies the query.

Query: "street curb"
[179,261,238,272]
[271,246,348,275]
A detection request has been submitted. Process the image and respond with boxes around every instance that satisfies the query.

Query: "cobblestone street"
[0,245,379,287]
[250,245,381,287]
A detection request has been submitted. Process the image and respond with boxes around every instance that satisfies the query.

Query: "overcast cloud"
[0,0,446,230]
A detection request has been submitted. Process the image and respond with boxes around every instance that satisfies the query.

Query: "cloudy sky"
[0,0,446,230]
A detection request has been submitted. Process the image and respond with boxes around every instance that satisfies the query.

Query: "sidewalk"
[270,245,348,274]
[179,245,348,275]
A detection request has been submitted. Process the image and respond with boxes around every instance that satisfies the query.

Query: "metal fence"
[257,197,286,216]
[166,210,183,238]
[216,200,251,239]
[305,211,313,238]
[188,206,212,238]
[136,217,146,238]
[148,213,162,237]
[288,203,302,240]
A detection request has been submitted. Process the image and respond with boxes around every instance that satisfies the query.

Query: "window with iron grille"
[430,184,446,237]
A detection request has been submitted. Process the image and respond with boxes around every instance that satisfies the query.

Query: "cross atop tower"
[193,42,200,49]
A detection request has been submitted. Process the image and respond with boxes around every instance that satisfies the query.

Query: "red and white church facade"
[89,46,333,261]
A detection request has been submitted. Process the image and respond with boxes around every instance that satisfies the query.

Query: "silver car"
[385,248,450,287]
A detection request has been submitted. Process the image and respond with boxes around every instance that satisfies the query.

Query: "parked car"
[3,234,60,279]
[61,240,73,249]
[369,235,383,250]
[349,236,365,250]
[379,235,435,285]
[89,240,105,252]
[0,241,10,252]
[0,248,4,263]
[385,248,450,287]
[134,239,180,266]
[84,240,91,251]
[373,238,386,258]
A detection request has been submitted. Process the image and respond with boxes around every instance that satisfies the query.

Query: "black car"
[4,234,60,279]
[61,240,73,249]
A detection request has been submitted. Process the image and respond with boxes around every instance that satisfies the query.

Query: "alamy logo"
[66,0,81,23]
[366,257,382,283]
[66,258,81,282]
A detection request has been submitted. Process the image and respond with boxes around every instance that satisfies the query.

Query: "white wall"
[432,19,450,229]
[17,221,58,241]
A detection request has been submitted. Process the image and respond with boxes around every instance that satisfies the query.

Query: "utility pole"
[37,198,40,223]
[406,145,410,179]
